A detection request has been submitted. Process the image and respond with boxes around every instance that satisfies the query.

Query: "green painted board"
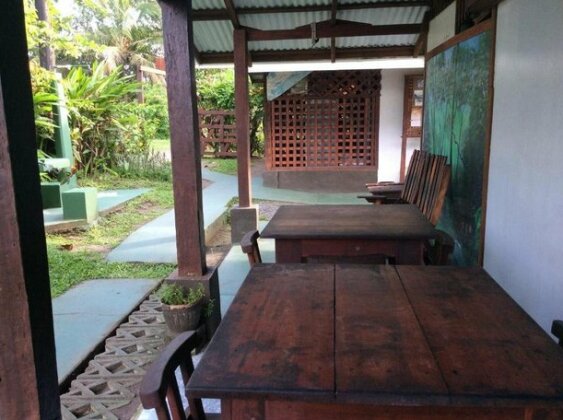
[423,31,492,266]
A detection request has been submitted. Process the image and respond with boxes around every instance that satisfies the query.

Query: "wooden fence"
[199,110,236,158]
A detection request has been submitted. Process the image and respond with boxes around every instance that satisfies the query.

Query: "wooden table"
[188,264,563,420]
[260,204,436,264]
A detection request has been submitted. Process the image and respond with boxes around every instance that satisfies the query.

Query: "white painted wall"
[484,0,563,334]
[427,2,456,52]
[378,69,422,182]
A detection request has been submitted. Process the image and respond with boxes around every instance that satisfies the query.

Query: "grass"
[151,138,171,154]
[47,175,175,297]
[202,158,238,175]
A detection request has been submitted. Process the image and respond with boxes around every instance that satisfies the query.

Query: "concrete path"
[108,169,361,263]
[53,278,159,385]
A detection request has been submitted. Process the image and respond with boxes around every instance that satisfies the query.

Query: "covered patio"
[1,0,563,419]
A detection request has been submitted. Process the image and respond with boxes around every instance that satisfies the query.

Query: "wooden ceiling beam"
[198,45,415,64]
[247,21,422,41]
[192,1,430,21]
[223,0,240,29]
[330,0,338,63]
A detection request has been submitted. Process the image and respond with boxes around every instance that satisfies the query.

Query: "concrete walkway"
[108,169,361,263]
[54,278,159,385]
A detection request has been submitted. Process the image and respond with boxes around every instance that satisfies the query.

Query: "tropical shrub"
[63,62,147,174]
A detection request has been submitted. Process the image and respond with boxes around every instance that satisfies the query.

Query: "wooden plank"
[234,29,252,208]
[0,2,61,417]
[160,0,206,276]
[397,266,563,406]
[335,265,448,405]
[198,46,415,64]
[187,264,335,400]
[265,401,530,419]
[261,204,436,240]
[247,22,422,42]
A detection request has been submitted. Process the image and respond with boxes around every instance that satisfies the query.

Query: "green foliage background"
[423,31,492,266]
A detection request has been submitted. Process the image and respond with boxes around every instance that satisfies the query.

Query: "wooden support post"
[0,1,60,418]
[159,0,206,277]
[234,28,252,208]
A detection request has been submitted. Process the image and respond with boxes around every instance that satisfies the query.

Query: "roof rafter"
[192,1,430,21]
[198,45,416,64]
[246,20,421,42]
[223,0,240,28]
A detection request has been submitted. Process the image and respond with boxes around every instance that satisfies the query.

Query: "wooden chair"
[425,229,455,265]
[240,230,261,267]
[552,320,563,347]
[139,331,218,420]
[359,150,451,226]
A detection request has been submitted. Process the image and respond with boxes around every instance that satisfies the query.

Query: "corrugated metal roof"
[193,21,233,52]
[190,0,429,63]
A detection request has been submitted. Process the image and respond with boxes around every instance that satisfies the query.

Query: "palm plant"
[74,0,162,75]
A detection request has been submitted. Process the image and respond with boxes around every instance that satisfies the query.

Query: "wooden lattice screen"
[199,110,236,158]
[267,70,381,170]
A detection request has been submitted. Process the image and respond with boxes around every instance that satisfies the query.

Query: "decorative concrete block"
[62,187,98,222]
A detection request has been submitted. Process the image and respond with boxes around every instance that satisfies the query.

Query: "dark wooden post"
[0,1,61,418]
[234,28,252,208]
[159,0,206,277]
[231,29,258,242]
[158,0,221,340]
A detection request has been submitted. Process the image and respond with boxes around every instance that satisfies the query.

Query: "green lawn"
[151,138,170,154]
[202,157,237,175]
[47,176,175,297]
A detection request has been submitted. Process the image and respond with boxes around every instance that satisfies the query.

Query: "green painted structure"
[62,187,98,222]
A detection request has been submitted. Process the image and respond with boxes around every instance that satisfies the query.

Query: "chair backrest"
[401,149,423,203]
[240,230,261,267]
[139,331,205,420]
[552,320,563,347]
[402,150,450,226]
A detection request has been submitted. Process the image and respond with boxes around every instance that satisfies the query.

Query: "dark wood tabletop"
[188,264,563,417]
[260,204,436,240]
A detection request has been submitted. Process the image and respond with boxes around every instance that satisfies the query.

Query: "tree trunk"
[35,0,55,70]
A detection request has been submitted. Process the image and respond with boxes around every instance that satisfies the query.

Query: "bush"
[114,149,171,181]
[140,83,169,139]
[63,62,147,175]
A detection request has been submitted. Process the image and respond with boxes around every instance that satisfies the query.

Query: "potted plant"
[158,283,206,334]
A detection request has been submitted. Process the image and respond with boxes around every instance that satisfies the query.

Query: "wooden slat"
[187,264,335,400]
[335,264,448,404]
[397,266,563,405]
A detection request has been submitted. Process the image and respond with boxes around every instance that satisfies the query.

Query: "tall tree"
[74,0,162,74]
[34,0,55,69]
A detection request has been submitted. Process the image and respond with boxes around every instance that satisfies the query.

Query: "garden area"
[26,0,264,297]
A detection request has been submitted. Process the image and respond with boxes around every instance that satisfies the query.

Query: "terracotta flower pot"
[162,298,203,333]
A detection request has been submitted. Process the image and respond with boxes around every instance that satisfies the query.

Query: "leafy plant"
[63,62,144,174]
[158,283,205,306]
